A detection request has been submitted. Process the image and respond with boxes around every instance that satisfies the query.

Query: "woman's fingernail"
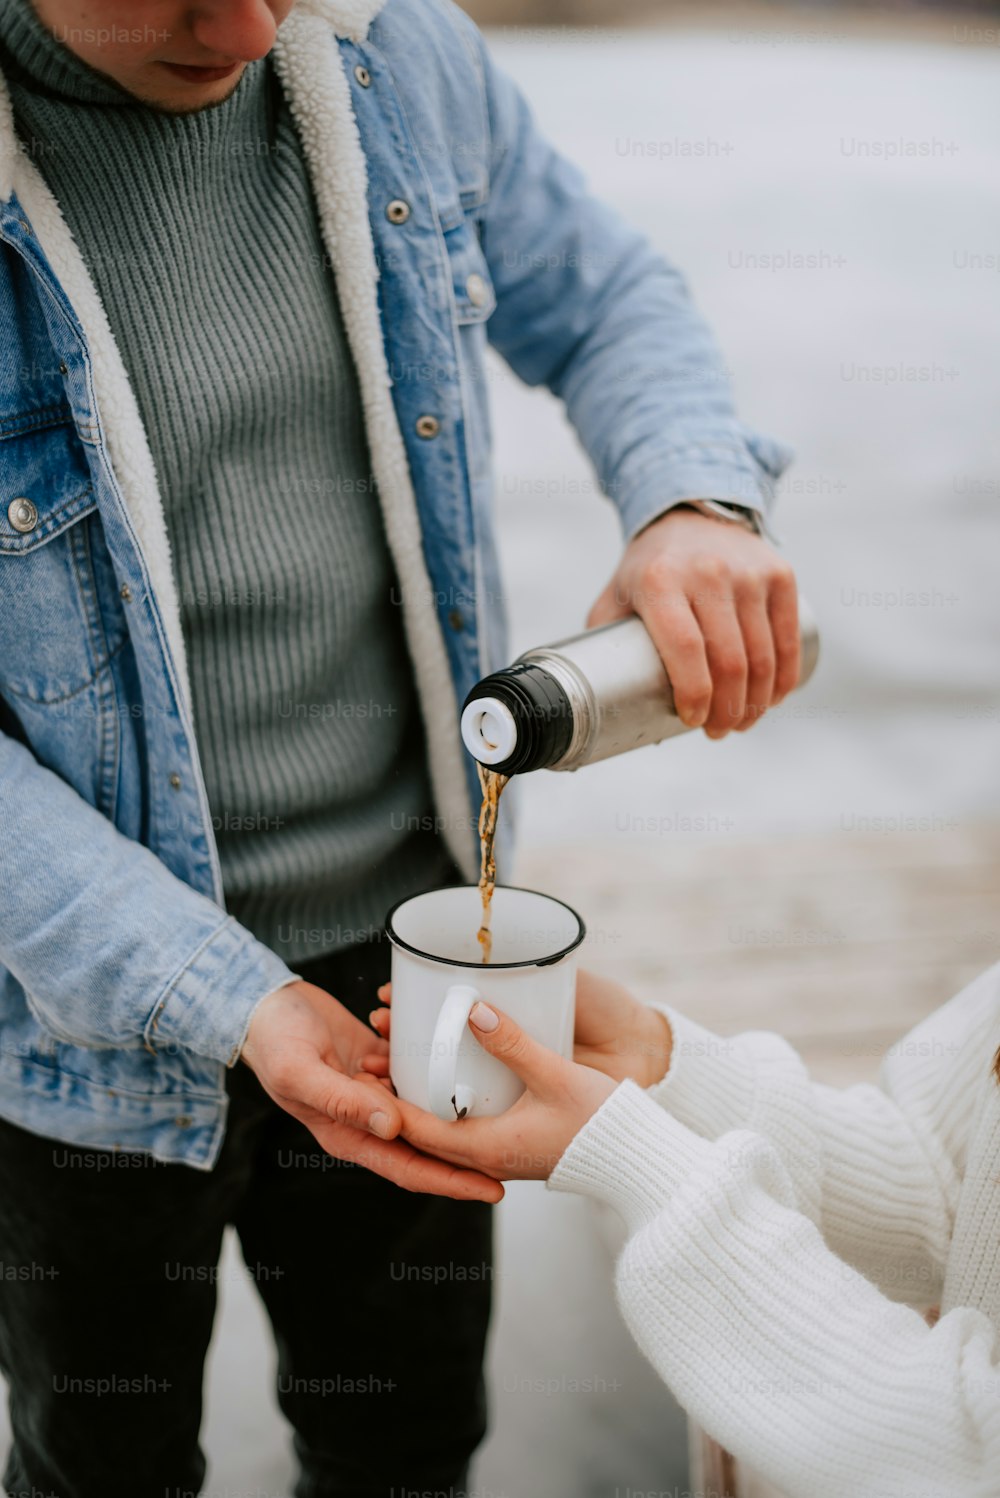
[368,1010,381,1028]
[470,1002,499,1032]
[369,1111,392,1138]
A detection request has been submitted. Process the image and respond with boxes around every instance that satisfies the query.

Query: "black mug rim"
[385,882,586,970]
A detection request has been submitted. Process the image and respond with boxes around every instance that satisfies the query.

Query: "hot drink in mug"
[385,885,584,1120]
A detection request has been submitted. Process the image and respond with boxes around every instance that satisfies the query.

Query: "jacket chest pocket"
[440,205,497,327]
[0,414,127,704]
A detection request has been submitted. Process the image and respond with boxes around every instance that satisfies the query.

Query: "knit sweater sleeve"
[548,1080,1000,1498]
[632,963,1000,1304]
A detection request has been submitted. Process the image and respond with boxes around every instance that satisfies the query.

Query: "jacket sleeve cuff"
[645,1004,760,1140]
[615,444,790,541]
[613,424,794,546]
[548,1078,716,1231]
[143,915,299,1067]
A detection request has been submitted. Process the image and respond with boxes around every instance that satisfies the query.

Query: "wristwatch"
[678,498,762,535]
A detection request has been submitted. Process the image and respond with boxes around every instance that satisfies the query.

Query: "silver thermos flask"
[460,597,819,775]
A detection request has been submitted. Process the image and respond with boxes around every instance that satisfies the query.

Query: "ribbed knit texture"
[0,0,452,962]
[549,964,1000,1497]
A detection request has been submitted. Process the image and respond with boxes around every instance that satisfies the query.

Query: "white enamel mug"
[385,884,585,1120]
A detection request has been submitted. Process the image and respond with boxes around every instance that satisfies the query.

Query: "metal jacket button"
[8,496,38,533]
[354,64,371,87]
[386,199,410,225]
[415,414,440,439]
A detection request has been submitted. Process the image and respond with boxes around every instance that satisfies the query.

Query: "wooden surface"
[520,823,1000,1087]
[518,824,1000,1495]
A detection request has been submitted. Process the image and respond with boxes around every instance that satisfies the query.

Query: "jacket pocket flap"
[0,420,97,554]
[442,215,496,326]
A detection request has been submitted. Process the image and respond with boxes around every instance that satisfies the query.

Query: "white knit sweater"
[548,962,1000,1497]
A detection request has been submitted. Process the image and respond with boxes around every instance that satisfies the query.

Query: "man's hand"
[588,506,799,739]
[241,981,503,1203]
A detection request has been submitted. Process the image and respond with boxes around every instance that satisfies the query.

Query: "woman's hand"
[366,969,673,1090]
[571,970,673,1087]
[386,1000,618,1180]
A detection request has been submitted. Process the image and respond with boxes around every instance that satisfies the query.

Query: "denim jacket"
[0,0,790,1166]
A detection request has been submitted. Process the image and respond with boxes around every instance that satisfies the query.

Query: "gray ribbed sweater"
[0,1,451,962]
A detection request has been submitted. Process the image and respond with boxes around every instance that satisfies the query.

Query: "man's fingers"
[322,1125,504,1203]
[734,585,775,732]
[292,1059,402,1140]
[595,510,800,740]
[635,589,712,729]
[399,1153,505,1203]
[371,1136,504,1200]
[690,582,746,738]
[351,1069,396,1093]
[368,1007,391,1039]
[769,570,801,702]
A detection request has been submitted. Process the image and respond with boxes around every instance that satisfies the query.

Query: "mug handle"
[428,983,481,1121]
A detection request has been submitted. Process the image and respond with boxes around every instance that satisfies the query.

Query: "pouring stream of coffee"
[476,762,509,964]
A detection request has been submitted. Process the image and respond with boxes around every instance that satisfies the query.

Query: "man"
[0,1,799,1494]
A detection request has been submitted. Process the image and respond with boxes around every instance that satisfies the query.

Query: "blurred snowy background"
[461,14,1000,1495]
[3,6,999,1497]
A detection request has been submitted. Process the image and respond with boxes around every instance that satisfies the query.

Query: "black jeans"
[0,932,493,1498]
